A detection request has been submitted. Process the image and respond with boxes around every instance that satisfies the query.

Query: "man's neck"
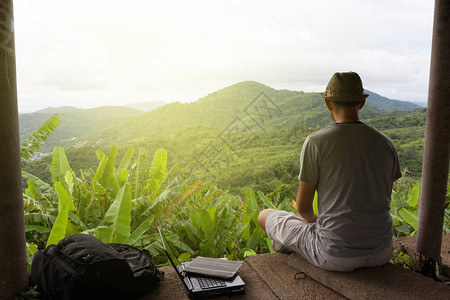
[331,111,359,123]
[333,116,360,123]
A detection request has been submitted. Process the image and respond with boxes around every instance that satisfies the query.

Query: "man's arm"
[296,181,318,223]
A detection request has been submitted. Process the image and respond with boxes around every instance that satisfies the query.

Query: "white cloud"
[13,0,434,112]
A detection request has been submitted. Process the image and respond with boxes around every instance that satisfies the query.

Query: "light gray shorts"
[265,210,393,272]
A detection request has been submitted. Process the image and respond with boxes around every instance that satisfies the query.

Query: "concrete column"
[416,0,450,273]
[0,0,29,297]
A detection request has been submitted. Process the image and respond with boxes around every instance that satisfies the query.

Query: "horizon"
[18,83,427,114]
[14,1,433,113]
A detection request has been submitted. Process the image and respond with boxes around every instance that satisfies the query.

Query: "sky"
[13,0,434,113]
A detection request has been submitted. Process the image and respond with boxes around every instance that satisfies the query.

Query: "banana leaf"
[25,225,51,233]
[407,184,420,210]
[399,208,418,231]
[46,182,72,247]
[99,145,119,194]
[55,179,76,212]
[257,191,275,209]
[117,148,135,174]
[203,207,216,238]
[124,215,155,245]
[245,189,258,215]
[390,191,404,213]
[22,171,56,199]
[132,148,148,199]
[24,213,56,227]
[101,184,132,243]
[20,113,61,161]
[51,147,71,185]
[145,148,168,195]
[94,150,107,182]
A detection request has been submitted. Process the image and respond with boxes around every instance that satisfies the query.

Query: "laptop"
[158,227,246,299]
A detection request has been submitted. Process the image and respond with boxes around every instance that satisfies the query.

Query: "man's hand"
[301,211,318,223]
[296,181,318,223]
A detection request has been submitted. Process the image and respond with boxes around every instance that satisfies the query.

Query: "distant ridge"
[126,100,167,112]
[365,90,421,112]
[19,106,144,151]
[34,106,80,114]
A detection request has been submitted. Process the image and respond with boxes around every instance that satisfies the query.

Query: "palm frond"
[24,213,56,227]
[68,212,88,231]
[20,114,61,161]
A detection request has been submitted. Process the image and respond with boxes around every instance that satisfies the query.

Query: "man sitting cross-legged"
[258,72,402,272]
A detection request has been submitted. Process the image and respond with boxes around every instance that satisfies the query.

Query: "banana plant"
[166,184,245,259]
[241,189,268,253]
[390,183,420,236]
[24,145,190,252]
[130,149,185,230]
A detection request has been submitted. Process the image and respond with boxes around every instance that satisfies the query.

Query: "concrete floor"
[140,253,342,300]
[288,253,450,299]
[140,251,450,300]
[394,233,450,278]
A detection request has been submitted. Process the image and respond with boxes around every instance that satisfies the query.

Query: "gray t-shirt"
[299,122,402,258]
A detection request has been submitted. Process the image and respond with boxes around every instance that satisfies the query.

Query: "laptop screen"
[158,227,180,264]
[158,226,192,288]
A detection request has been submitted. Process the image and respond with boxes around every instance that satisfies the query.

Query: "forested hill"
[365,90,422,111]
[19,81,422,152]
[86,81,417,146]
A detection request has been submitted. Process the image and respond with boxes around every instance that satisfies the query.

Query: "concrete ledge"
[288,253,450,300]
[245,253,343,299]
[140,253,342,300]
[394,233,450,277]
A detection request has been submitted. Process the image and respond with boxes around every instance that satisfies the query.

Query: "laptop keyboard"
[197,276,227,289]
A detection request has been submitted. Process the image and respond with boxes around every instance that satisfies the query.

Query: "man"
[258,72,402,272]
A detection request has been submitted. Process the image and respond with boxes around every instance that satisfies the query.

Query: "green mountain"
[365,91,422,111]
[86,81,395,146]
[20,81,421,151]
[19,106,144,152]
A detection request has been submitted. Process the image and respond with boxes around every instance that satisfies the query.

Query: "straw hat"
[320,72,369,102]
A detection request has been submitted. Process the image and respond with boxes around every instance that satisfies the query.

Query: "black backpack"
[30,233,164,300]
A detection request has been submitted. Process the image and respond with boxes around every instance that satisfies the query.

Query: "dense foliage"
[24,146,297,265]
